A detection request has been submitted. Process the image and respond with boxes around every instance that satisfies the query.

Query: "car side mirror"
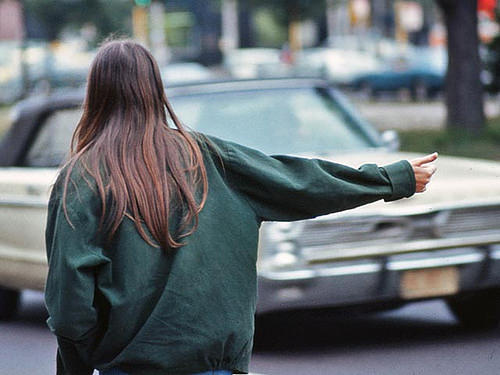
[381,130,400,152]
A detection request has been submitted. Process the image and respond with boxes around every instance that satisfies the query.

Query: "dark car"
[1,79,500,329]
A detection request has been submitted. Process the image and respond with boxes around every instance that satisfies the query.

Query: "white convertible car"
[1,79,499,328]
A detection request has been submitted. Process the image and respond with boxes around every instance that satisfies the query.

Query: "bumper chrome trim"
[0,197,47,208]
[260,263,381,281]
[0,245,46,264]
[256,248,500,314]
[261,249,488,282]
[386,252,484,271]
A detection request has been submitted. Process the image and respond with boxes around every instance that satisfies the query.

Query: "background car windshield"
[170,87,375,155]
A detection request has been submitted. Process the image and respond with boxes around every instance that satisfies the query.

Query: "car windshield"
[13,86,380,168]
[170,87,377,155]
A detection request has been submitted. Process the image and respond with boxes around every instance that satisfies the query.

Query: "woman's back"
[46,133,417,374]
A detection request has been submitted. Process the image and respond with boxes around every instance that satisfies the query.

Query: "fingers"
[411,152,438,167]
[413,164,437,193]
[410,153,438,194]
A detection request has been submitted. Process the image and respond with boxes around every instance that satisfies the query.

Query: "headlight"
[259,221,305,271]
[9,105,20,124]
[259,215,413,271]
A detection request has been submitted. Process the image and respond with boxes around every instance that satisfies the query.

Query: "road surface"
[1,291,499,375]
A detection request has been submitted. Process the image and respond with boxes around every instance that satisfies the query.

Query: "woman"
[44,39,437,375]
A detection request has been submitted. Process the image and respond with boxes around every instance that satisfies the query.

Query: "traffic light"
[135,0,151,7]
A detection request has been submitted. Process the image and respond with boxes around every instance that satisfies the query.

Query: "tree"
[250,0,324,51]
[23,0,133,44]
[436,0,485,134]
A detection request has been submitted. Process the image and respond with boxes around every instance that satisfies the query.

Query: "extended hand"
[410,153,438,193]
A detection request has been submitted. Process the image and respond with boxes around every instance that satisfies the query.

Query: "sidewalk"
[351,98,500,131]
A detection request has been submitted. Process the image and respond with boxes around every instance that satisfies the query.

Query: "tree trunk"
[437,0,485,133]
[287,2,301,53]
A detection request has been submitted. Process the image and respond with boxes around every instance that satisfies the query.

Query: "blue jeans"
[100,370,232,375]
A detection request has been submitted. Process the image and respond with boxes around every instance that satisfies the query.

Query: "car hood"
[0,168,58,199]
[2,151,500,215]
[308,150,500,217]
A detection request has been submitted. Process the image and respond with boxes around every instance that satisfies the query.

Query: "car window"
[24,108,82,167]
[170,87,376,155]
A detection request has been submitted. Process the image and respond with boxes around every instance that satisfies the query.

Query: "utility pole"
[221,0,239,53]
[326,0,336,41]
[150,0,169,66]
[371,0,386,35]
[287,2,301,52]
[132,0,150,46]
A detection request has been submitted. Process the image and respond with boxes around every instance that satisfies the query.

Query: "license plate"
[400,267,459,300]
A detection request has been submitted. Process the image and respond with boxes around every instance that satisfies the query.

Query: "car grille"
[299,205,500,250]
[299,216,411,249]
[438,205,500,238]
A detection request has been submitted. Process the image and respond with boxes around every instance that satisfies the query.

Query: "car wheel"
[0,287,20,320]
[446,289,500,329]
[411,79,429,101]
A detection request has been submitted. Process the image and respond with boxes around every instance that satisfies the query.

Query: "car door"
[0,106,80,291]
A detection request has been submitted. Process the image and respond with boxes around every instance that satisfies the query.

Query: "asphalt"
[1,291,499,375]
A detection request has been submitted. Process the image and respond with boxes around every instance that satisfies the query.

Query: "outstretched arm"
[205,136,433,222]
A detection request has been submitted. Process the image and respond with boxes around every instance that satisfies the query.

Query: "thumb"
[411,152,438,167]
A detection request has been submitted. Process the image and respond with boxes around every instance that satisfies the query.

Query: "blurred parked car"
[223,48,290,79]
[350,46,446,100]
[324,34,424,62]
[293,47,381,85]
[160,62,215,85]
[1,79,500,330]
[0,42,24,103]
[0,41,92,103]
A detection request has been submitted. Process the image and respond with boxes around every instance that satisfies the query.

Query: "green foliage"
[24,0,133,43]
[165,11,195,47]
[399,117,500,160]
[254,8,288,47]
[249,0,325,21]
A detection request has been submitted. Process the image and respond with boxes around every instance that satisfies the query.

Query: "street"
[1,291,499,375]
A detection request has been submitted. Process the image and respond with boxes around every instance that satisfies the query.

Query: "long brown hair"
[63,39,208,250]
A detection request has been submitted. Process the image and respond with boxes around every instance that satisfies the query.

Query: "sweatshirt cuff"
[380,160,416,201]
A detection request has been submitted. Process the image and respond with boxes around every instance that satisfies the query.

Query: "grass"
[399,117,500,161]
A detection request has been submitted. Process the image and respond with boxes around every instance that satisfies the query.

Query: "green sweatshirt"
[44,135,416,375]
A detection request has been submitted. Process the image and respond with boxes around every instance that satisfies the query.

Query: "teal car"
[351,47,446,100]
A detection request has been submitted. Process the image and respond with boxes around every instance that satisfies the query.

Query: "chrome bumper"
[256,246,500,314]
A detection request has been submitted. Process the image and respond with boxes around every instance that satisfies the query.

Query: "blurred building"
[0,0,23,41]
[160,0,256,65]
[159,0,221,64]
[5,0,495,67]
